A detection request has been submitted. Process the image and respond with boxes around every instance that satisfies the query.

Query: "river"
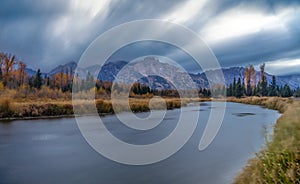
[0,102,280,184]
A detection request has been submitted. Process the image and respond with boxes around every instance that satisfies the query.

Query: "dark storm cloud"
[0,0,70,70]
[0,0,299,75]
[0,0,68,20]
[0,0,185,71]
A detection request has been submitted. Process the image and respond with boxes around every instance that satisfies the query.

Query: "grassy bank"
[226,96,292,113]
[0,97,206,120]
[1,96,299,182]
[232,97,300,183]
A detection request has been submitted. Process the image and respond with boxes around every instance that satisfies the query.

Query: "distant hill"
[25,58,300,90]
[48,61,77,77]
[25,68,47,78]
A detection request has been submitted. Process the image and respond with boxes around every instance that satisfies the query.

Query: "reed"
[234,98,300,183]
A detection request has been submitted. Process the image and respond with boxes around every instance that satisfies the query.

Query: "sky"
[0,0,299,75]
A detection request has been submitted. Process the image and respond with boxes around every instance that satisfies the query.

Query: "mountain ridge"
[25,60,300,89]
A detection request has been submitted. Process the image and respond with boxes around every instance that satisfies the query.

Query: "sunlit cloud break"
[200,7,287,43]
[162,0,208,24]
[265,58,300,76]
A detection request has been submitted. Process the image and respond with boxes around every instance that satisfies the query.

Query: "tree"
[17,61,27,87]
[235,78,243,98]
[2,54,15,87]
[232,77,236,97]
[249,65,256,92]
[244,65,256,96]
[131,82,140,95]
[85,72,94,91]
[34,69,43,89]
[227,83,233,96]
[65,67,73,92]
[259,63,268,96]
[244,67,251,96]
[261,78,268,96]
[54,72,67,90]
[268,75,277,96]
[281,84,292,97]
[294,87,300,97]
[59,69,63,90]
[0,52,5,82]
[72,74,81,93]
[202,88,211,97]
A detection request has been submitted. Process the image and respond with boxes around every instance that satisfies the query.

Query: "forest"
[226,64,299,98]
[0,52,299,100]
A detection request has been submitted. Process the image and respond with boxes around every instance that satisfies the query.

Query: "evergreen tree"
[235,78,243,98]
[269,75,277,96]
[132,83,139,95]
[232,77,236,97]
[281,84,293,97]
[242,82,246,96]
[278,86,283,97]
[141,85,150,94]
[294,87,300,97]
[261,77,268,96]
[227,83,233,96]
[28,76,34,88]
[34,69,43,89]
[202,88,211,97]
[277,86,281,96]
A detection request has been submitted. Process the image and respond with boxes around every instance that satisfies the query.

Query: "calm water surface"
[0,102,280,184]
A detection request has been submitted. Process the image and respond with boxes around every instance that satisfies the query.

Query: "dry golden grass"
[234,99,300,183]
[0,98,13,118]
[0,96,206,119]
[226,96,292,113]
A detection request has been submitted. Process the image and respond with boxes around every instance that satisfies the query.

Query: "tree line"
[0,52,214,98]
[1,52,299,98]
[226,63,299,98]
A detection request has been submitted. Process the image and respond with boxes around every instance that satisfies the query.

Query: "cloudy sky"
[0,0,299,75]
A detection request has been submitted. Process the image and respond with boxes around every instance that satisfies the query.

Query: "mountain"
[25,68,38,76]
[26,59,300,90]
[97,60,127,81]
[48,61,77,77]
[108,57,198,90]
[25,68,47,78]
[45,60,128,81]
[277,74,300,89]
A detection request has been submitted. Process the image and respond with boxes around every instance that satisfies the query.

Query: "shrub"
[0,98,13,118]
[96,99,114,114]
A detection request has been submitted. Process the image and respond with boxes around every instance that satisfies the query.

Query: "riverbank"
[0,101,279,184]
[226,96,292,113]
[1,96,299,182]
[0,97,207,120]
[231,97,300,183]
